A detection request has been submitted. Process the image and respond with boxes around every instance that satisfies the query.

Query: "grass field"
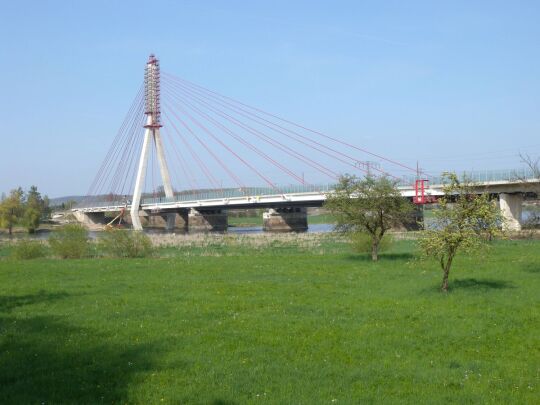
[0,238,538,404]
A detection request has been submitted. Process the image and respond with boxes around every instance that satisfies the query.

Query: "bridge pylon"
[131,54,175,230]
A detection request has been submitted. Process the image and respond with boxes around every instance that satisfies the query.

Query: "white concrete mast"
[131,54,174,230]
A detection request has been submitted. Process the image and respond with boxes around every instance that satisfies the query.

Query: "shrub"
[349,232,393,255]
[49,224,89,259]
[11,239,47,260]
[98,229,154,258]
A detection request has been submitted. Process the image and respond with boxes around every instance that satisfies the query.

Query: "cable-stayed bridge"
[75,55,538,232]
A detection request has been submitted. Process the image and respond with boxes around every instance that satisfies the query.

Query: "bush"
[349,232,393,254]
[11,239,47,260]
[49,224,89,259]
[98,229,153,258]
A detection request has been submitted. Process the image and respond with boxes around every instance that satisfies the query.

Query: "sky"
[0,0,539,197]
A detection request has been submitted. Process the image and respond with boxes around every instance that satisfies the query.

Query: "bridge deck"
[76,173,539,214]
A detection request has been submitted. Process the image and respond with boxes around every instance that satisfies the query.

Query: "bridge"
[74,55,539,232]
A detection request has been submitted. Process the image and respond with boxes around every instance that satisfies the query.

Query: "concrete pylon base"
[263,207,308,232]
[73,211,107,230]
[500,193,523,231]
[188,208,228,232]
[135,211,188,231]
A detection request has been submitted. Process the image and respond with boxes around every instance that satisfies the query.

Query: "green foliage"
[0,188,24,235]
[349,231,393,254]
[48,224,89,259]
[325,174,412,260]
[22,207,41,234]
[0,186,50,234]
[11,239,47,260]
[22,186,47,233]
[419,172,504,291]
[98,229,154,258]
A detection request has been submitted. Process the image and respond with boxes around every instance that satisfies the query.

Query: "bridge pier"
[263,207,308,232]
[500,193,523,231]
[140,211,188,231]
[73,211,107,230]
[162,213,177,231]
[395,206,424,231]
[188,208,228,232]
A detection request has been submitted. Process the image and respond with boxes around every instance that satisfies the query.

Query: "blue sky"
[1,0,539,197]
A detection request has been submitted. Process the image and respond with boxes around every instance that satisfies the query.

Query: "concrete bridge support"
[166,211,189,231]
[163,214,176,231]
[500,193,523,231]
[392,206,424,231]
[188,208,228,232]
[73,211,107,230]
[406,206,424,231]
[142,211,188,231]
[263,207,308,232]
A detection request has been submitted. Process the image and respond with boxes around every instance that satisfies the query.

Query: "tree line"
[0,186,51,234]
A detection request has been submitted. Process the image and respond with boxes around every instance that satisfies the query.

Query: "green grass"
[0,239,539,404]
[228,215,263,227]
[308,213,336,224]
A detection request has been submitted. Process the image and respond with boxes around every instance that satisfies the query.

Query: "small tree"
[325,174,413,261]
[23,186,45,233]
[419,173,503,292]
[0,188,24,235]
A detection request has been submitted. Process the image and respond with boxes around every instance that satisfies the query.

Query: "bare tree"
[516,153,540,182]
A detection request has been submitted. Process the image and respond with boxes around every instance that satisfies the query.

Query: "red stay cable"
[164,86,309,186]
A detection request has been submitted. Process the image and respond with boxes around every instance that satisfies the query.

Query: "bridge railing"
[397,168,537,186]
[75,184,337,209]
[141,184,336,205]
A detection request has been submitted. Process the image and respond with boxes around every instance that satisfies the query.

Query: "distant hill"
[49,195,86,207]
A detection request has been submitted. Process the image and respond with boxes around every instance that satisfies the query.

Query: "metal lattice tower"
[144,55,161,128]
[131,55,174,230]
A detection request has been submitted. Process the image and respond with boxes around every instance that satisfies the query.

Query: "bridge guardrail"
[397,168,536,186]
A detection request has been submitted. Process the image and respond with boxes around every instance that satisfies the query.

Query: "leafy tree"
[325,174,413,261]
[419,173,503,292]
[23,186,44,233]
[0,188,24,235]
